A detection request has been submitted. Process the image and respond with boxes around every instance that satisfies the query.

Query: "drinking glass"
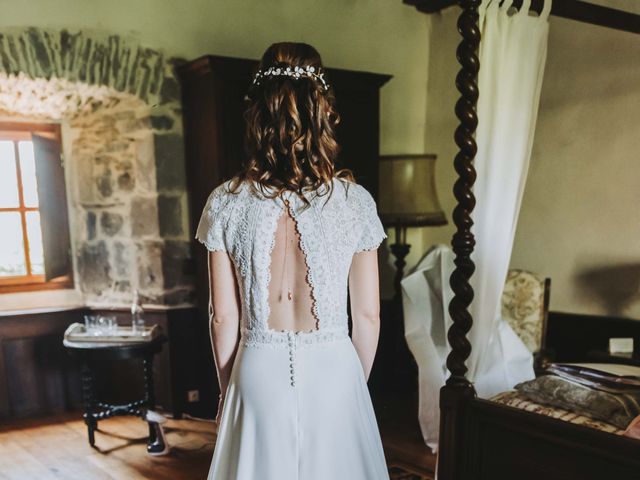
[84,315,99,335]
[97,315,117,335]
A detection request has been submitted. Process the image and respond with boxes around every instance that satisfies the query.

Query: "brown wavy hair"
[229,42,355,205]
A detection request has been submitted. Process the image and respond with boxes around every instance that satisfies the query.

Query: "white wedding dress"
[196,177,390,480]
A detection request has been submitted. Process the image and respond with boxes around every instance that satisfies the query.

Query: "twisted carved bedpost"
[438,0,480,478]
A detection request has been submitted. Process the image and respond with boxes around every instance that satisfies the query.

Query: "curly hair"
[229,42,355,206]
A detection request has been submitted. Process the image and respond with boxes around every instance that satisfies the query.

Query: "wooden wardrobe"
[177,54,391,417]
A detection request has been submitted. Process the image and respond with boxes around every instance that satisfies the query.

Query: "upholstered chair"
[501,269,551,371]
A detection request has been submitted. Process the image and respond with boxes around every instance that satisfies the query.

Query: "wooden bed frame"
[403,1,640,478]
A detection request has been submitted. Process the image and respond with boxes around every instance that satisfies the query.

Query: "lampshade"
[378,154,447,228]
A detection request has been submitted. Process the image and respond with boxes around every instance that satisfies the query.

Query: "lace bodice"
[195,177,387,346]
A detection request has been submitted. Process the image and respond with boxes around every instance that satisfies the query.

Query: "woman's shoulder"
[332,177,376,208]
[202,178,247,212]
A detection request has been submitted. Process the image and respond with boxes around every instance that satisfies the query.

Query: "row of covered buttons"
[287,331,297,387]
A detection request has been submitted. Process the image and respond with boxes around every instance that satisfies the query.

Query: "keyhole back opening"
[266,199,320,334]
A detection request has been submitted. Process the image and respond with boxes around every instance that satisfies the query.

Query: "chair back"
[501,269,551,353]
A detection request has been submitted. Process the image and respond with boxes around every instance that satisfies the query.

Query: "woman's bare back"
[267,199,318,332]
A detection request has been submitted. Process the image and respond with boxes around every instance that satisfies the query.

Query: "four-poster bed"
[404,1,640,478]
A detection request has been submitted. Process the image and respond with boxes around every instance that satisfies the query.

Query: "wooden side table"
[63,335,167,453]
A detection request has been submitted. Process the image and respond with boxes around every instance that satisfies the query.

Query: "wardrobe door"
[332,70,391,198]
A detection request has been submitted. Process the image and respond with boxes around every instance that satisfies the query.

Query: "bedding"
[547,363,640,392]
[512,363,640,429]
[514,375,640,429]
[491,390,624,434]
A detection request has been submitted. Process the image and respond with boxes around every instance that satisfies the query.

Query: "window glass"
[0,141,19,207]
[0,212,27,277]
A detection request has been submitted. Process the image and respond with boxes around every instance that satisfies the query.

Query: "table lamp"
[379,154,447,301]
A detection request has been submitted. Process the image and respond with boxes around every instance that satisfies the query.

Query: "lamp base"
[389,242,411,302]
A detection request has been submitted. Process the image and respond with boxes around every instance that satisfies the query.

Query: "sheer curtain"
[401,0,551,452]
[469,0,551,396]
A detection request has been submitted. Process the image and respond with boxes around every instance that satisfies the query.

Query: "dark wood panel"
[546,311,640,363]
[465,399,640,480]
[0,309,82,418]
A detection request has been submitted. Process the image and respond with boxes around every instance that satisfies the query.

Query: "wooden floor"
[0,413,214,480]
[0,407,435,480]
[374,390,437,476]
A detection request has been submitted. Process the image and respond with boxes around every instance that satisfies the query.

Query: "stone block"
[161,240,192,289]
[150,114,174,131]
[114,159,135,192]
[130,196,159,237]
[87,211,97,240]
[136,240,164,292]
[76,154,95,203]
[135,132,156,192]
[114,280,132,294]
[100,212,124,236]
[96,165,113,198]
[77,241,112,294]
[118,114,151,133]
[104,140,130,154]
[154,133,186,192]
[117,171,135,191]
[113,241,131,278]
[158,194,183,237]
[159,76,180,104]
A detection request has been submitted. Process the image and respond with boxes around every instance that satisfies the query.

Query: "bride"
[196,41,390,480]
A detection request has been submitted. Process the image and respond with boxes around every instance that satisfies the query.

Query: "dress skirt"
[207,334,390,480]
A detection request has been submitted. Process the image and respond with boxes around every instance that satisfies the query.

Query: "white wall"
[510,16,640,318]
[422,8,640,319]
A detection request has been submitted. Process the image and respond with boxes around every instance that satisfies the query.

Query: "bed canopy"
[403,0,640,478]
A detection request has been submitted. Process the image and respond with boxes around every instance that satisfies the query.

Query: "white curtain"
[469,0,551,396]
[401,0,551,452]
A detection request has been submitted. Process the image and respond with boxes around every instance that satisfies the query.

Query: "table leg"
[81,362,97,447]
[143,356,159,450]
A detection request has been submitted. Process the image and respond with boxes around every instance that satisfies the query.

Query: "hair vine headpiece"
[251,64,330,91]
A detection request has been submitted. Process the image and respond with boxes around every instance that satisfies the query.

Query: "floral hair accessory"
[251,64,329,91]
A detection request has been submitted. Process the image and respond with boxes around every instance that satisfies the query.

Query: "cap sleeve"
[355,186,387,253]
[195,185,229,252]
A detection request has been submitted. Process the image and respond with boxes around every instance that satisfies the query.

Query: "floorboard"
[0,407,435,479]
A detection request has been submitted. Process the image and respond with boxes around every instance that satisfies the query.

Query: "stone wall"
[0,28,193,306]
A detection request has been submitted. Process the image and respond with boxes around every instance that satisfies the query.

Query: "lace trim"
[354,185,388,252]
[195,183,231,252]
[240,326,349,349]
[196,237,227,252]
[355,230,388,252]
[288,200,322,330]
[262,201,283,332]
[238,199,273,331]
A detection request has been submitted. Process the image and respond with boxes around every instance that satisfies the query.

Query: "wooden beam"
[404,0,640,35]
[404,0,457,13]
[551,0,640,34]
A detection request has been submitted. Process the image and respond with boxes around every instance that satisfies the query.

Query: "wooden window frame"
[0,122,73,294]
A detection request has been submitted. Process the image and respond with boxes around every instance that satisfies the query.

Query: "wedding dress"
[196,177,390,480]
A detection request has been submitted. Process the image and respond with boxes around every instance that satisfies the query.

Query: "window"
[0,123,73,293]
